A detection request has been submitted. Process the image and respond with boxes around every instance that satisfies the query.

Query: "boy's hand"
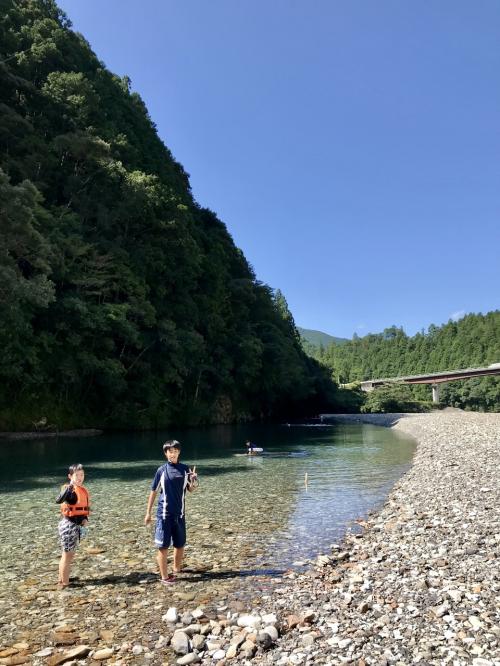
[82,519,88,526]
[144,512,152,525]
[188,466,198,489]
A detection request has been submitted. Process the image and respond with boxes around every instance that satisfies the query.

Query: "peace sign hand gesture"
[188,466,199,490]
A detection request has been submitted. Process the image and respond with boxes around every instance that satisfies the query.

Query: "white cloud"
[450,310,466,322]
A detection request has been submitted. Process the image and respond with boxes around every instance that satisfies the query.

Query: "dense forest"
[0,0,337,429]
[307,312,500,412]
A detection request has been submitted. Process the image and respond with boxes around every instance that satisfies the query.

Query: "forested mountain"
[0,0,337,429]
[298,327,347,349]
[311,312,500,411]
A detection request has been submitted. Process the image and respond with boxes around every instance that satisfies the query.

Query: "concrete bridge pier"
[432,383,440,403]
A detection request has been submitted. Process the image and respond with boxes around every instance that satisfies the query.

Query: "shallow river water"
[0,422,415,649]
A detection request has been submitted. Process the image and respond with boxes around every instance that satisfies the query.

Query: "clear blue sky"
[58,0,499,339]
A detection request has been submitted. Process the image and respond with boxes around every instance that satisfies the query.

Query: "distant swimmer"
[245,440,263,455]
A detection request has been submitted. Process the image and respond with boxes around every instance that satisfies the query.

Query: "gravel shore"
[1,411,498,666]
[245,410,500,665]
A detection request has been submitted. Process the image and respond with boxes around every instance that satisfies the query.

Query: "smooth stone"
[47,646,91,666]
[191,635,205,651]
[257,632,273,649]
[175,592,197,602]
[92,648,114,660]
[164,607,178,623]
[183,624,201,636]
[176,654,200,666]
[263,625,279,642]
[212,650,226,661]
[237,614,261,628]
[171,631,190,656]
[225,644,238,659]
[262,613,277,625]
[35,648,54,657]
[181,612,194,625]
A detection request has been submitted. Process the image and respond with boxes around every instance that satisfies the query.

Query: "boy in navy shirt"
[144,440,197,585]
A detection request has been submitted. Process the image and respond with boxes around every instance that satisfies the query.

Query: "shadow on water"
[0,422,298,491]
[0,463,256,494]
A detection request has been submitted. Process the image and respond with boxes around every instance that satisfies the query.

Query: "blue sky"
[57,0,499,339]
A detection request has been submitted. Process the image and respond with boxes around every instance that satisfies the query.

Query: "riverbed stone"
[92,648,114,660]
[164,607,178,623]
[237,614,261,628]
[263,625,279,641]
[176,654,200,665]
[171,631,190,656]
[47,645,91,666]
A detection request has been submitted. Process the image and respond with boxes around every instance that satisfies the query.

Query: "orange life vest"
[61,484,90,519]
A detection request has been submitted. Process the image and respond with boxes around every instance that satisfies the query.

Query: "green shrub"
[361,384,433,413]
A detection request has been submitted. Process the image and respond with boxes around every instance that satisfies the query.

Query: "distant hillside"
[298,327,348,348]
[315,311,500,412]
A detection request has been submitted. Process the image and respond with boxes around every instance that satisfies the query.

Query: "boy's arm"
[144,490,157,524]
[55,484,76,504]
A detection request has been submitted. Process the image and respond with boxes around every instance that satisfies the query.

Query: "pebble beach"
[1,410,498,666]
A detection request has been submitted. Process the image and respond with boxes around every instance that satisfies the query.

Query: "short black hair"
[163,439,181,452]
[68,463,84,474]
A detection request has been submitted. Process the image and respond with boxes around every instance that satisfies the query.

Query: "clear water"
[0,422,415,591]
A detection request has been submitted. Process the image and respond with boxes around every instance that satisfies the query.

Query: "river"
[0,422,414,605]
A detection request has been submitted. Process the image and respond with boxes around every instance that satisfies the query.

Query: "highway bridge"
[360,364,500,402]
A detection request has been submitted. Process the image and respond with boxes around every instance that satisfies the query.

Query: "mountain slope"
[298,327,348,348]
[0,0,336,428]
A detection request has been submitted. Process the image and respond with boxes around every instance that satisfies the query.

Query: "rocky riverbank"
[1,411,498,665]
[246,411,500,666]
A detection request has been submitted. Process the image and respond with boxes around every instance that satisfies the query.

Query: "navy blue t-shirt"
[151,462,190,519]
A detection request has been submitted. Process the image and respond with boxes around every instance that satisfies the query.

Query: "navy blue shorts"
[154,515,186,549]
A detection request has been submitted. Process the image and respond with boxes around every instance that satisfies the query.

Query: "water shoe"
[160,576,176,586]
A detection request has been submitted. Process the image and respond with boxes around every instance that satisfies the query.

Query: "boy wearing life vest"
[144,440,198,585]
[55,463,90,588]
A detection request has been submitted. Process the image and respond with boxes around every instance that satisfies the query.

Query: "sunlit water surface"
[0,423,415,595]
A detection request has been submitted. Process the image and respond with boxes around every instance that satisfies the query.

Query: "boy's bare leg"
[173,546,184,573]
[59,551,75,585]
[156,548,169,579]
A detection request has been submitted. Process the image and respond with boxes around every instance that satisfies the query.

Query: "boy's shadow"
[76,567,286,587]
